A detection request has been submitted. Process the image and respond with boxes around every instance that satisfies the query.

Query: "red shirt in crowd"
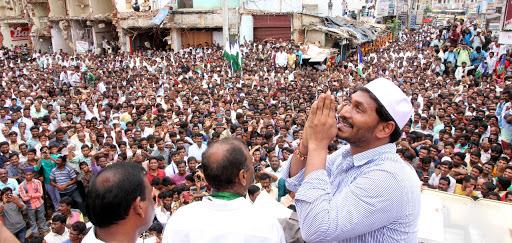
[147,169,166,182]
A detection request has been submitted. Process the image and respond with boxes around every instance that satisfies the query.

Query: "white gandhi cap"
[364,78,413,130]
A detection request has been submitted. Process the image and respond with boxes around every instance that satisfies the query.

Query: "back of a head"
[248,184,260,196]
[87,162,147,228]
[202,138,248,191]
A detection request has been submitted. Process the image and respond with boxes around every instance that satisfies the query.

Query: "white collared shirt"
[162,197,285,243]
[82,227,104,243]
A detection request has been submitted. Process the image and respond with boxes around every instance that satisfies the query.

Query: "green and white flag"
[222,41,243,72]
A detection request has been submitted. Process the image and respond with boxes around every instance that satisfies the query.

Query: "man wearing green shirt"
[33,146,60,210]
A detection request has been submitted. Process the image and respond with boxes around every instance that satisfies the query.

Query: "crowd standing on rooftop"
[0,17,511,242]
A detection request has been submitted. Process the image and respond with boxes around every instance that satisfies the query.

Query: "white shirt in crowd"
[188,143,207,161]
[162,197,285,243]
[428,173,456,193]
[44,228,70,243]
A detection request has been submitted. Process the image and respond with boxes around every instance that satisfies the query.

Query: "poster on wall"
[75,41,89,54]
[503,0,512,30]
[9,25,30,41]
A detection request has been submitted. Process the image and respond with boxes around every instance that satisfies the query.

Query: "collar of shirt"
[82,227,105,243]
[351,143,398,167]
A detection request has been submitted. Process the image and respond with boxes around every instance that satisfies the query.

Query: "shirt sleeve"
[294,168,406,242]
[281,155,305,192]
[49,169,55,182]
[18,182,29,201]
[69,167,77,179]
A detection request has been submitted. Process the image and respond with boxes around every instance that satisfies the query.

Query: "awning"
[304,16,387,45]
[304,44,331,62]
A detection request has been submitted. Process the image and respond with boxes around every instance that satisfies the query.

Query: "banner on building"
[75,41,89,54]
[9,25,30,41]
[152,8,170,26]
[503,0,512,30]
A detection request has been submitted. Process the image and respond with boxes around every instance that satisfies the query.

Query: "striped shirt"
[50,165,77,193]
[18,179,44,209]
[283,143,421,243]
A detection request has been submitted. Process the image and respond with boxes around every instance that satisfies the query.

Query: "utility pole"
[222,0,229,43]
[328,0,333,17]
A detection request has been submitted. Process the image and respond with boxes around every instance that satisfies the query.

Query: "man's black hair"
[247,184,260,196]
[161,176,172,187]
[148,222,164,234]
[70,221,87,235]
[463,175,477,184]
[151,177,161,187]
[86,162,148,228]
[259,173,271,181]
[185,174,195,183]
[59,197,73,206]
[52,213,67,224]
[202,138,248,191]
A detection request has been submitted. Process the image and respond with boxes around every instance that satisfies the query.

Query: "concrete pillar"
[0,23,12,49]
[171,28,181,50]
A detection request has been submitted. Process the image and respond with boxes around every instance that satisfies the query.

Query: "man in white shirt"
[428,160,456,193]
[154,191,173,227]
[455,62,474,81]
[187,133,207,162]
[163,138,285,243]
[44,214,69,243]
[275,48,287,68]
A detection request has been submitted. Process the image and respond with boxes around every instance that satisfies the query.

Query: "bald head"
[202,138,251,191]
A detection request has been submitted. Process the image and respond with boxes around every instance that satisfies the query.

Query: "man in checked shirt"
[283,78,421,242]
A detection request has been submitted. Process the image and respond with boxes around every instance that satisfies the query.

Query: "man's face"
[249,191,260,203]
[10,155,19,165]
[162,197,173,210]
[149,159,158,170]
[69,228,84,243]
[193,136,203,144]
[157,141,164,150]
[0,144,8,154]
[504,168,512,180]
[464,179,477,190]
[177,163,186,174]
[469,154,480,165]
[261,179,270,189]
[440,164,450,176]
[188,160,197,171]
[419,149,429,159]
[337,91,382,146]
[497,159,508,169]
[0,169,7,181]
[422,162,431,171]
[80,164,90,173]
[470,168,481,178]
[58,203,70,214]
[438,180,449,192]
[270,157,280,170]
[51,221,65,235]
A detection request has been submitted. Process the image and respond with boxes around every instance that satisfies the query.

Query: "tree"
[387,18,401,39]
[424,6,432,14]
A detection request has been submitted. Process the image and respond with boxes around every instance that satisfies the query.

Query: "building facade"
[0,0,381,52]
[0,0,31,49]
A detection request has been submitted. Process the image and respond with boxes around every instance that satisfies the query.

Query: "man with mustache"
[283,78,421,242]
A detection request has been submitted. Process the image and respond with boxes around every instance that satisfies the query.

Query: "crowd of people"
[0,17,511,242]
